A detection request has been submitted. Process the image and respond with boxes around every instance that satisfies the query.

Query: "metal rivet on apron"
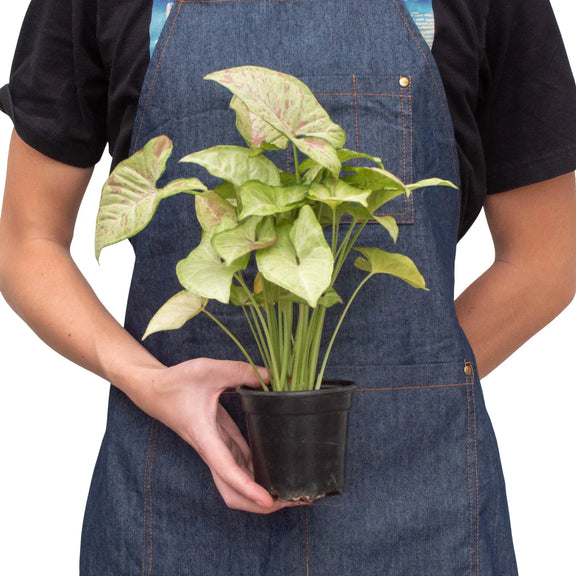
[464,363,474,377]
[399,76,411,88]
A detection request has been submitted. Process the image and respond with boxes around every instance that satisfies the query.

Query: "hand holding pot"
[127,357,300,514]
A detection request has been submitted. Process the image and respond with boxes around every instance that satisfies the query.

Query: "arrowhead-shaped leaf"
[176,233,249,303]
[338,148,384,168]
[230,95,289,150]
[354,247,426,289]
[295,137,342,176]
[212,216,278,264]
[195,190,238,232]
[95,136,206,259]
[229,284,254,307]
[181,145,281,187]
[256,205,334,307]
[142,290,208,340]
[406,177,458,192]
[341,203,399,243]
[309,180,370,210]
[239,181,308,219]
[206,66,346,174]
[317,287,343,308]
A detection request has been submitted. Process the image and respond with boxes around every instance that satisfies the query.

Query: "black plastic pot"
[238,380,356,502]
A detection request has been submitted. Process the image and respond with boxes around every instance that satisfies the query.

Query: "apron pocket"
[310,361,478,573]
[301,74,415,225]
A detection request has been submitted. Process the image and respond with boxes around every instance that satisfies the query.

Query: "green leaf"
[318,287,343,307]
[342,166,407,212]
[279,171,299,185]
[212,216,278,264]
[308,179,370,210]
[354,247,426,289]
[254,281,285,305]
[230,95,289,151]
[213,181,237,201]
[142,290,208,340]
[406,177,458,193]
[176,233,249,303]
[338,148,384,168]
[256,205,334,307]
[181,145,281,187]
[341,203,399,243]
[205,66,345,174]
[195,190,238,232]
[239,181,308,219]
[295,137,342,176]
[95,136,206,259]
[229,284,253,307]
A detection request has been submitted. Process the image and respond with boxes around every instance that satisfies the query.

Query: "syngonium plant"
[95,66,456,392]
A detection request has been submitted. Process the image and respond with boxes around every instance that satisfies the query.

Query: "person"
[0,0,575,574]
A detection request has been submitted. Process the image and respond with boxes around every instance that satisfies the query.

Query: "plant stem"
[291,303,308,391]
[333,220,366,282]
[202,310,268,390]
[241,304,271,371]
[234,273,281,387]
[248,304,269,362]
[331,208,338,254]
[315,273,373,389]
[306,304,327,389]
[293,143,301,184]
[334,217,356,263]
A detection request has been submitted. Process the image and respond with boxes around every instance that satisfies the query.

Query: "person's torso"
[94,0,490,235]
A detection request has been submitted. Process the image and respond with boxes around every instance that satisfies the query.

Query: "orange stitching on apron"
[142,421,159,576]
[357,381,469,392]
[142,424,153,576]
[352,75,360,165]
[408,79,414,182]
[390,0,459,183]
[375,80,413,223]
[400,85,407,182]
[471,381,480,575]
[466,383,473,576]
[315,92,409,98]
[305,507,310,576]
[134,2,184,150]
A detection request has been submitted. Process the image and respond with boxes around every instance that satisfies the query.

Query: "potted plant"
[95,66,455,501]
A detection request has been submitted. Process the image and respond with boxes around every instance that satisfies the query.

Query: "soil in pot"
[238,380,356,502]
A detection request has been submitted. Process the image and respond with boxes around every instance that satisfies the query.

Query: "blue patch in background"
[149,0,435,56]
[150,0,174,57]
[403,0,435,48]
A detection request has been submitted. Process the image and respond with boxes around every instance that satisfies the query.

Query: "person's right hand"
[0,135,304,515]
[125,357,301,514]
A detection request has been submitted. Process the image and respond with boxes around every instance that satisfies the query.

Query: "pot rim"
[237,379,356,397]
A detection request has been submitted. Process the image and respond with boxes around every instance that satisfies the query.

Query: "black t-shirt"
[2,0,576,237]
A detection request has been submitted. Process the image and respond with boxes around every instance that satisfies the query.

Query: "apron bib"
[81,2,518,574]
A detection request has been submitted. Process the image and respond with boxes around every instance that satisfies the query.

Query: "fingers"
[193,358,269,391]
[198,424,275,509]
[211,471,302,514]
[217,405,252,465]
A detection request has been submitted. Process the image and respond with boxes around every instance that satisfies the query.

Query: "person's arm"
[0,131,291,513]
[456,172,576,378]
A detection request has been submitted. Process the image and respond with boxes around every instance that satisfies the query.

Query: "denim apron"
[81,1,519,574]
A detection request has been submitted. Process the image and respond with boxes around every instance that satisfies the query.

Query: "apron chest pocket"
[302,74,415,225]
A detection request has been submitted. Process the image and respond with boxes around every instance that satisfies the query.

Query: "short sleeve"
[478,0,576,194]
[0,0,108,167]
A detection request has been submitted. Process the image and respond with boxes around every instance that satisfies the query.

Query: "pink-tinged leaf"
[95,136,206,259]
[142,290,207,340]
[206,66,345,174]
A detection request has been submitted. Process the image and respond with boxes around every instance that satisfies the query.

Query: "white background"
[0,2,575,574]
